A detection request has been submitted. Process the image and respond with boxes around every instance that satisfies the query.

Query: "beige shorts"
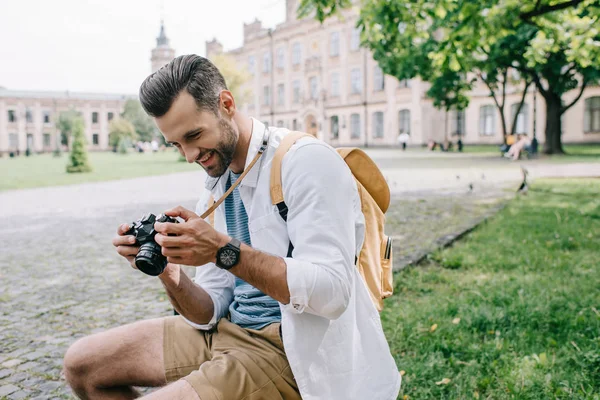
[163,316,300,400]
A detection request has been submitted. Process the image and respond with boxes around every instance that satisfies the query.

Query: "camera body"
[126,213,178,276]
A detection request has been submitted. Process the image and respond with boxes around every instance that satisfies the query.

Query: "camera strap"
[200,126,270,220]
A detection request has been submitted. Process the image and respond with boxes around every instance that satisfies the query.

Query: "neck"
[229,113,253,174]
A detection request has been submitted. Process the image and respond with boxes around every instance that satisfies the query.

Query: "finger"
[116,245,139,258]
[117,223,132,235]
[154,221,185,235]
[112,235,137,247]
[155,233,186,248]
[161,247,188,258]
[164,206,198,222]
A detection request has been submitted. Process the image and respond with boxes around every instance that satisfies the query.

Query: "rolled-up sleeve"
[181,193,235,330]
[280,142,359,320]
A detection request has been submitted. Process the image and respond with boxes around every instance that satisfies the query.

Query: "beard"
[201,117,238,178]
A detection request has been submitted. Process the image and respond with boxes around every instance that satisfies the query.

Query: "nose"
[181,145,200,164]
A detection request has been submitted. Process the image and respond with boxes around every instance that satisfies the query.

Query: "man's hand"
[112,223,181,283]
[112,223,140,270]
[155,206,230,266]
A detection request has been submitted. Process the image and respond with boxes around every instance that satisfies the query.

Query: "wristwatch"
[216,238,241,270]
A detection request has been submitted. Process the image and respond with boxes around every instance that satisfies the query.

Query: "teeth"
[200,151,213,163]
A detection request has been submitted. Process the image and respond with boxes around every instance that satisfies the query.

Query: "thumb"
[164,206,198,222]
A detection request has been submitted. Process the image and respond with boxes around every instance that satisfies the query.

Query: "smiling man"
[63,54,400,400]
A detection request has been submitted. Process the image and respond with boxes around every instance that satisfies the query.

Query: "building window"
[309,77,318,100]
[9,133,18,149]
[277,84,285,106]
[25,108,33,123]
[351,68,362,94]
[108,112,114,121]
[350,27,361,51]
[43,133,51,147]
[276,47,285,69]
[293,80,301,103]
[26,133,34,149]
[511,103,529,134]
[399,109,410,134]
[330,115,339,139]
[91,133,98,145]
[292,43,302,66]
[479,105,496,136]
[373,112,384,138]
[374,66,384,91]
[584,96,600,133]
[277,120,284,128]
[263,52,271,73]
[293,119,298,130]
[263,86,271,106]
[330,32,340,57]
[92,112,99,124]
[450,110,465,136]
[43,111,51,124]
[330,72,340,97]
[350,113,361,138]
[398,79,411,88]
[248,56,256,75]
[8,110,16,122]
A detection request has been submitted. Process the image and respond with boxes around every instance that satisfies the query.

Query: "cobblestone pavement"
[0,153,597,399]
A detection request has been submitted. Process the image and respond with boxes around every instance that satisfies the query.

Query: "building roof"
[156,20,170,47]
[0,88,136,101]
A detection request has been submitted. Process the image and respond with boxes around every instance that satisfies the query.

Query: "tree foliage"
[66,117,92,173]
[300,0,600,153]
[109,118,138,149]
[121,99,157,142]
[210,53,253,106]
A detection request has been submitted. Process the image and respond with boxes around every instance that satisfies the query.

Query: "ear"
[219,90,236,117]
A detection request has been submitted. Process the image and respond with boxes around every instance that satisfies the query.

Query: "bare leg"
[63,318,167,400]
[139,380,200,400]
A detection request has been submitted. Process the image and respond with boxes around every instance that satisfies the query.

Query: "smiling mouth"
[197,150,215,165]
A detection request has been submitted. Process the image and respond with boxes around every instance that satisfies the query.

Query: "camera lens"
[135,242,167,276]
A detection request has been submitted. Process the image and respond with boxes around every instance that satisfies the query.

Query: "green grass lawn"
[383,179,600,399]
[0,150,195,191]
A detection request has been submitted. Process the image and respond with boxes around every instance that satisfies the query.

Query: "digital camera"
[126,213,178,276]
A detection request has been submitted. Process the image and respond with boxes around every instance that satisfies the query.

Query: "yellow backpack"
[270,132,394,311]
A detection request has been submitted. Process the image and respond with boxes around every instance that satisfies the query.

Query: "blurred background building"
[1,1,598,155]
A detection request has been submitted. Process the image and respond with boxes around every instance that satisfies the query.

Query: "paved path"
[0,153,598,399]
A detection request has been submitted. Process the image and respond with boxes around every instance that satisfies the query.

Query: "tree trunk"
[543,93,565,154]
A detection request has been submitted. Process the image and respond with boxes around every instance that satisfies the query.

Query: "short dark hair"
[139,54,228,117]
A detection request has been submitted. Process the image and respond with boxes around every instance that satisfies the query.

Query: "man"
[397,131,410,151]
[63,55,401,400]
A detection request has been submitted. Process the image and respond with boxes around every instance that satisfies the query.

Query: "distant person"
[505,134,531,161]
[457,138,463,152]
[397,131,410,151]
[151,139,159,152]
[427,139,438,151]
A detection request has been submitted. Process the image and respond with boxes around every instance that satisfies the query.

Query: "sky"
[0,0,286,94]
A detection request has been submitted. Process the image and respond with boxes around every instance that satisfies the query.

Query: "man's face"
[156,91,238,177]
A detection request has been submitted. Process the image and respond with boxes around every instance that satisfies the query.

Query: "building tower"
[150,20,175,73]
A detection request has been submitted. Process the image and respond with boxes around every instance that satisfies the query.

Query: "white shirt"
[185,119,401,400]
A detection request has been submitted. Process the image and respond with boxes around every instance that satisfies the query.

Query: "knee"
[63,336,96,390]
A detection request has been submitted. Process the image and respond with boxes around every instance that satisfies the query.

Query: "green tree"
[300,0,600,154]
[121,99,157,142]
[210,53,252,106]
[56,109,81,150]
[66,117,92,173]
[109,118,138,152]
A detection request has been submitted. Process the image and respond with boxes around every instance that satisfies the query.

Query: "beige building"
[206,0,600,147]
[0,21,174,156]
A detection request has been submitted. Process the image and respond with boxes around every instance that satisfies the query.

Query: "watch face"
[219,248,238,267]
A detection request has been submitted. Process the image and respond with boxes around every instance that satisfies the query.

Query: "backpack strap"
[270,131,314,217]
[270,131,314,257]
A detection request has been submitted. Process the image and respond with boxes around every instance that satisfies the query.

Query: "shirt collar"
[204,118,268,191]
